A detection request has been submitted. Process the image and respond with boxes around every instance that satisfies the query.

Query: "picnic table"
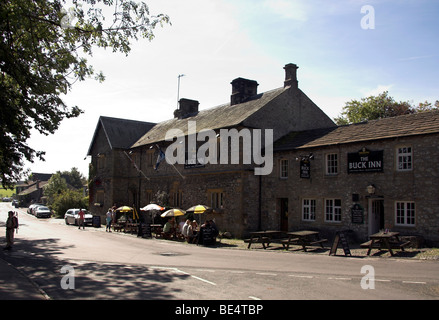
[285,230,327,252]
[245,230,285,249]
[361,231,411,256]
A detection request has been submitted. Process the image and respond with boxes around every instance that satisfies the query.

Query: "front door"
[369,199,384,235]
[280,198,288,232]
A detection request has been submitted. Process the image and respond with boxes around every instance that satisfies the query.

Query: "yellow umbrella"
[116,206,139,220]
[186,204,211,214]
[161,208,186,218]
[116,206,133,212]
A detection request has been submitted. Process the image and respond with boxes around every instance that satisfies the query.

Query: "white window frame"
[396,147,413,171]
[280,159,289,179]
[326,153,338,175]
[325,199,341,222]
[302,199,316,221]
[395,201,415,226]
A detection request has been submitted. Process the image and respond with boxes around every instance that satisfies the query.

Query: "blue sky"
[25,0,439,177]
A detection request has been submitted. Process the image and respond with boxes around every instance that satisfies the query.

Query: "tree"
[0,0,170,188]
[61,167,85,189]
[43,172,68,205]
[334,91,414,125]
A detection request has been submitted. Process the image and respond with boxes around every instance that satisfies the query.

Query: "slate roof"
[274,110,439,151]
[132,87,288,148]
[87,116,156,155]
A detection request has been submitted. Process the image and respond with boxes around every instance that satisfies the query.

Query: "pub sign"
[300,159,310,179]
[347,148,383,173]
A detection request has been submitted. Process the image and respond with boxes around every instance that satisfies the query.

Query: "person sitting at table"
[182,219,191,241]
[163,217,176,239]
[187,220,198,243]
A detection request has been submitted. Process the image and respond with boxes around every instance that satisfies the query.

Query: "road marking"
[256,272,277,276]
[328,277,352,281]
[403,281,427,285]
[375,279,391,282]
[249,296,261,300]
[191,275,217,286]
[150,266,217,286]
[289,275,314,279]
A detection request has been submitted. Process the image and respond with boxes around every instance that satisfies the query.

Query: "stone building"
[86,63,439,244]
[87,116,156,216]
[87,64,336,237]
[268,111,439,244]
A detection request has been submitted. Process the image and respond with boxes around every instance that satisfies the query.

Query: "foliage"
[43,172,68,205]
[334,91,438,125]
[51,188,88,218]
[0,0,170,188]
[60,167,86,189]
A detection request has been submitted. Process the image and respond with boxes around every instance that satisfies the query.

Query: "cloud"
[361,84,394,97]
[263,0,308,21]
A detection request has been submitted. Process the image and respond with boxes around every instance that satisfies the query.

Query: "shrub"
[51,189,88,218]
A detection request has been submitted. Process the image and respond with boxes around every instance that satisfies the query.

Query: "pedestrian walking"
[4,211,18,250]
[78,209,85,229]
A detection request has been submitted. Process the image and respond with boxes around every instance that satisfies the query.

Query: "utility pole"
[177,74,185,109]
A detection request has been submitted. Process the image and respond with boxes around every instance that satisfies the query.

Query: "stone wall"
[265,134,439,245]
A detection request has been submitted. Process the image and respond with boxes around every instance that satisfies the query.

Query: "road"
[1,202,439,303]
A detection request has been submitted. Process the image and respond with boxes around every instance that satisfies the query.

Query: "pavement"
[0,253,48,300]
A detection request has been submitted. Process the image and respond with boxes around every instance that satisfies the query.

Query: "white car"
[34,206,52,218]
[64,209,93,226]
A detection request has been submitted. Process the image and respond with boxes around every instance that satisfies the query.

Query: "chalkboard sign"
[139,223,152,238]
[92,215,101,228]
[351,204,364,224]
[329,231,352,256]
[198,226,216,246]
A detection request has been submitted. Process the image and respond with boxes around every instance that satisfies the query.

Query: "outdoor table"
[246,230,284,249]
[365,231,409,256]
[286,230,327,252]
[150,224,163,238]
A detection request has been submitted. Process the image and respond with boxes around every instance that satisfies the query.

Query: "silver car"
[64,209,93,226]
[35,206,52,218]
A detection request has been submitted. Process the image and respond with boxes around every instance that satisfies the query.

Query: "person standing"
[106,208,113,232]
[78,209,85,230]
[4,211,18,250]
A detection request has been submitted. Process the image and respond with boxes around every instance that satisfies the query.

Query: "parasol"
[141,204,165,211]
[186,204,211,214]
[161,208,186,218]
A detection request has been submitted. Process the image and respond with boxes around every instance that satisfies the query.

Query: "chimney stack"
[284,63,298,88]
[230,77,259,106]
[174,98,199,119]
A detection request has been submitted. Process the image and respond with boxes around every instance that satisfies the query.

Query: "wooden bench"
[309,239,328,246]
[280,237,299,250]
[245,237,271,249]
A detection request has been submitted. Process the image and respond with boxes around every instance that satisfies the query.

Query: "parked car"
[34,206,52,218]
[12,200,19,208]
[28,203,43,215]
[64,209,93,226]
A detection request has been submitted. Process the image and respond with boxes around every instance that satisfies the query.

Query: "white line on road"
[249,296,262,300]
[150,266,217,286]
[402,281,427,284]
[289,275,314,279]
[255,272,277,276]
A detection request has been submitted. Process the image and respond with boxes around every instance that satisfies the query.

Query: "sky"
[25,0,439,178]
